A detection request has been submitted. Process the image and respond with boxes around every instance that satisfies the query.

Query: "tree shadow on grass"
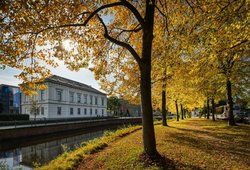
[139,152,203,170]
[163,126,250,167]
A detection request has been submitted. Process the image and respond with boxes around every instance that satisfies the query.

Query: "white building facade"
[21,75,107,119]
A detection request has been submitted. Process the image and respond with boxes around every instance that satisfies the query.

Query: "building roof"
[44,75,106,95]
[0,84,20,89]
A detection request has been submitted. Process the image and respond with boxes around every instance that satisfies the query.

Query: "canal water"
[0,127,116,170]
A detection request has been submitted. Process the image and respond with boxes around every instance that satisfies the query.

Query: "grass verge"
[76,118,250,170]
[37,124,143,170]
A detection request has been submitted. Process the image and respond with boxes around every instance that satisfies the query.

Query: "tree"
[30,97,40,122]
[175,100,179,121]
[211,98,216,121]
[180,103,184,120]
[0,0,160,156]
[206,98,210,119]
[187,0,249,126]
[107,96,120,116]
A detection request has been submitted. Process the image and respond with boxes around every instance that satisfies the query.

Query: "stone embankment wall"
[0,118,141,141]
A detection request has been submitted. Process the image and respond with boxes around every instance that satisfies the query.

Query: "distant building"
[21,75,107,119]
[221,104,241,118]
[0,84,21,114]
[118,99,141,117]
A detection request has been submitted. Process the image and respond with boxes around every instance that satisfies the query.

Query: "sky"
[0,14,113,93]
[0,63,104,92]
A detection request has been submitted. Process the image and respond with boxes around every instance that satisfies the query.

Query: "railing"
[0,116,120,129]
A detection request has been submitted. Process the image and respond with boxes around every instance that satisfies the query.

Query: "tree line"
[1,0,249,157]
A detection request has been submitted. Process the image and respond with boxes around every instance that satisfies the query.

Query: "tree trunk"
[211,98,216,121]
[175,100,179,121]
[161,59,167,126]
[206,97,210,119]
[139,0,158,156]
[140,64,157,156]
[227,79,236,126]
[183,108,186,118]
[181,104,184,120]
[161,87,167,126]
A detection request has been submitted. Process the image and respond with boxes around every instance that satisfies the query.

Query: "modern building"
[21,75,107,119]
[0,84,21,114]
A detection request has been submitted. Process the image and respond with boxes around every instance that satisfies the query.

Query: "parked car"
[235,112,250,124]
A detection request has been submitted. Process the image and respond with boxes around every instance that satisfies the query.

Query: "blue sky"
[0,63,103,92]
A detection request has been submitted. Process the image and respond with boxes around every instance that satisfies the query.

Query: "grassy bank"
[39,119,250,170]
[38,124,144,170]
[76,119,250,170]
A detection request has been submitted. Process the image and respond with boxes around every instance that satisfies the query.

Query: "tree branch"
[20,23,86,35]
[184,0,195,14]
[96,15,142,66]
[114,24,142,39]
[120,0,145,27]
[83,1,145,28]
[154,4,169,34]
[114,24,142,33]
[230,39,248,49]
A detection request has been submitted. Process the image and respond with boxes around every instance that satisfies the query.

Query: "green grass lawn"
[39,119,250,170]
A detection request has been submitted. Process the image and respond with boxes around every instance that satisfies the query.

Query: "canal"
[0,125,120,170]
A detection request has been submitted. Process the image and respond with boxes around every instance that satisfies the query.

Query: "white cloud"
[0,67,21,86]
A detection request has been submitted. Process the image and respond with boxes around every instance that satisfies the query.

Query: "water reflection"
[0,130,104,169]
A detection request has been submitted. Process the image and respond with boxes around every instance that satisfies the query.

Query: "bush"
[0,114,29,121]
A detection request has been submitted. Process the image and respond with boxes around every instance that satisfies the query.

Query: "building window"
[84,108,87,115]
[9,100,13,106]
[77,108,81,115]
[69,92,74,102]
[70,108,74,115]
[90,108,92,115]
[90,95,93,105]
[95,109,98,115]
[41,90,45,101]
[102,109,104,116]
[56,90,62,101]
[25,95,29,102]
[84,94,88,104]
[101,98,104,106]
[57,107,61,115]
[77,93,81,103]
[95,97,98,105]
[41,107,44,115]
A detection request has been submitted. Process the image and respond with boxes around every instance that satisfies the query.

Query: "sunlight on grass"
[38,119,250,170]
[77,119,250,170]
